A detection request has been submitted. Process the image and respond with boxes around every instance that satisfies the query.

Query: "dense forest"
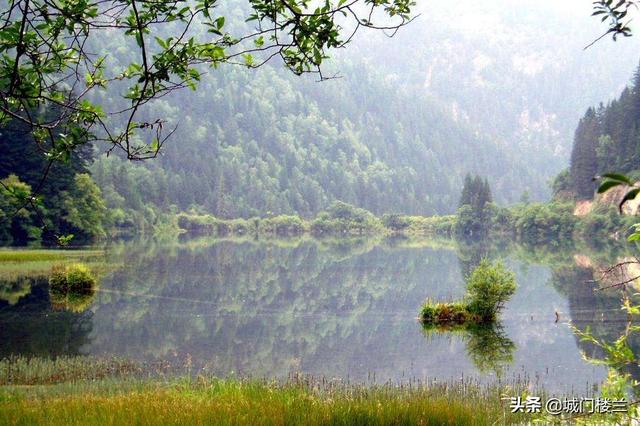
[86,1,640,223]
[565,63,640,199]
[1,1,639,244]
[0,118,106,245]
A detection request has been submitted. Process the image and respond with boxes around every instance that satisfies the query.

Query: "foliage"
[48,263,99,312]
[0,174,41,244]
[383,215,455,236]
[0,113,110,245]
[465,260,517,321]
[311,201,381,235]
[382,214,411,232]
[567,63,640,199]
[177,207,457,238]
[61,174,108,241]
[86,33,570,220]
[420,301,470,325]
[0,361,524,425]
[421,260,516,324]
[455,174,494,238]
[48,264,97,294]
[551,168,572,197]
[458,174,493,209]
[259,215,306,236]
[508,202,576,243]
[0,0,413,164]
[591,1,637,44]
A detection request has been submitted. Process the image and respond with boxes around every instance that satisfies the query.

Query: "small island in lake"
[420,259,517,326]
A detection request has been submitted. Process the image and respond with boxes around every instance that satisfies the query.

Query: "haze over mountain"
[91,0,640,219]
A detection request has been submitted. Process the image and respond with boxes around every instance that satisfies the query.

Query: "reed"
[0,356,529,425]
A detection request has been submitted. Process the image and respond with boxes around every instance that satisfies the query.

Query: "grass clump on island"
[0,357,525,426]
[49,263,97,293]
[48,263,99,312]
[421,259,516,325]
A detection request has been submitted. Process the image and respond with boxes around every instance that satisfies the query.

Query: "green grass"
[0,356,145,386]
[0,357,523,425]
[420,301,479,325]
[0,249,105,281]
[0,249,103,263]
[0,378,521,425]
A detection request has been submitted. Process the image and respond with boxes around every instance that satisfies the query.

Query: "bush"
[465,260,516,321]
[260,215,306,235]
[509,202,576,243]
[49,263,96,293]
[420,260,516,325]
[176,213,217,234]
[382,214,411,232]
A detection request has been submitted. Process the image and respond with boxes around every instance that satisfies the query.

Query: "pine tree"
[570,108,600,199]
[456,174,494,238]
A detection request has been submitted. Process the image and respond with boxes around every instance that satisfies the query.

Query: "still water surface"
[2,237,630,393]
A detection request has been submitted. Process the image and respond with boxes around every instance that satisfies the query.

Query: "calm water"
[1,237,633,393]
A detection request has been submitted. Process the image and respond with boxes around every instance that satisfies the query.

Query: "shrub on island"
[420,260,516,325]
[49,263,98,312]
[49,263,96,293]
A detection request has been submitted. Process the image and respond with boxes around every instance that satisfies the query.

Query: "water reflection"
[49,286,97,313]
[422,323,515,376]
[550,261,640,391]
[0,236,635,392]
[0,276,94,357]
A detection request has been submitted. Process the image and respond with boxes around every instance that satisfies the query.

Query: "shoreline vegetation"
[173,200,637,243]
[0,357,525,425]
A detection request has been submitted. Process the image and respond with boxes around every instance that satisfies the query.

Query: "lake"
[1,236,633,394]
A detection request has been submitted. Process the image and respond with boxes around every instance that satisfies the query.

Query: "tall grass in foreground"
[0,356,148,385]
[0,357,524,425]
[0,378,522,425]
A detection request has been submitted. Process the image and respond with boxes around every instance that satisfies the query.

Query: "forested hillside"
[566,64,640,199]
[1,0,638,235]
[92,61,531,220]
[89,0,639,221]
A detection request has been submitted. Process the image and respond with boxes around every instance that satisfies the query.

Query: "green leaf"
[598,179,624,193]
[628,232,640,242]
[619,188,640,213]
[602,173,633,185]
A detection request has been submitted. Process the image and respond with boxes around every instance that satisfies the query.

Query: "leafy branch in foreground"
[0,0,415,163]
[569,171,640,422]
[597,173,638,212]
[588,0,638,48]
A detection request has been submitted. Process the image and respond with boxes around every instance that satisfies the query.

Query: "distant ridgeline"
[559,62,640,201]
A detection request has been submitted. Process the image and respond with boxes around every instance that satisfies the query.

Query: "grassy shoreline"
[0,356,524,425]
[0,379,523,425]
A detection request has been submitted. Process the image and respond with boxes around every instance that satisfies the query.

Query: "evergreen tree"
[570,108,600,199]
[456,174,494,238]
[567,62,640,198]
